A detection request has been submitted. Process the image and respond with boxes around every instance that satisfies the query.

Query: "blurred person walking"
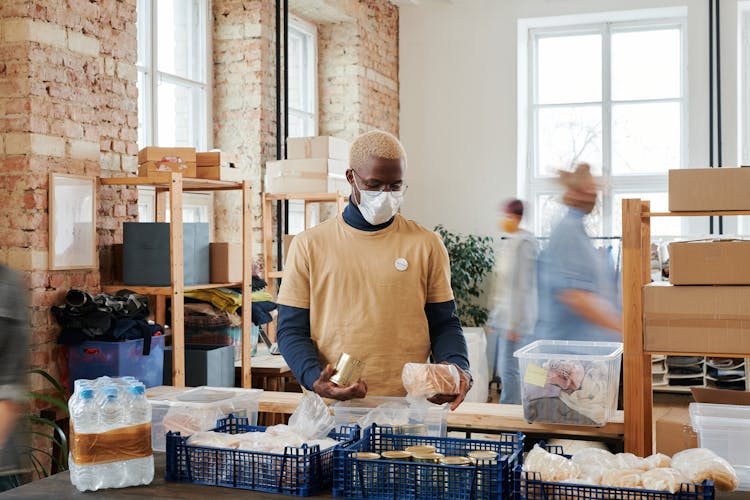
[486,199,537,404]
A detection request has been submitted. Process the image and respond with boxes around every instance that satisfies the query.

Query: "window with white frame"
[136,0,210,150]
[287,16,318,234]
[524,19,686,237]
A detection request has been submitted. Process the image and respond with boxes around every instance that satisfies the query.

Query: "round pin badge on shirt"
[395,258,408,272]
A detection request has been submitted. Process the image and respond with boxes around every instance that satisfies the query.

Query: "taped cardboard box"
[138,146,196,164]
[265,158,348,194]
[643,282,750,355]
[655,406,697,456]
[669,239,750,285]
[139,161,197,178]
[196,151,221,167]
[287,136,349,161]
[669,167,750,211]
[196,165,244,182]
[210,242,242,283]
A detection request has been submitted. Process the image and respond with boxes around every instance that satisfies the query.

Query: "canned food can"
[352,452,381,460]
[411,452,444,464]
[439,456,472,466]
[405,444,437,455]
[381,451,411,461]
[329,352,365,387]
[468,450,498,497]
[467,450,498,462]
[350,452,381,495]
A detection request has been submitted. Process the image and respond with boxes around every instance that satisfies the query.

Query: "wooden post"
[169,173,185,387]
[622,198,652,455]
[241,180,253,388]
[262,194,278,343]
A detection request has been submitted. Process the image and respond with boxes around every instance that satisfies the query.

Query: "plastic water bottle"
[100,387,123,427]
[69,389,99,491]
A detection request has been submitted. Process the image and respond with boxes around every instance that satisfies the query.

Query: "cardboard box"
[123,222,209,286]
[138,161,197,178]
[327,173,351,196]
[655,406,698,456]
[692,387,750,405]
[196,165,244,182]
[210,242,242,283]
[196,151,221,167]
[287,136,349,161]
[265,158,348,194]
[670,239,750,285]
[669,167,750,211]
[643,282,750,355]
[138,146,196,164]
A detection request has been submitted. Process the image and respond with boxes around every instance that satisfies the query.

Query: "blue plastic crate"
[332,424,524,500]
[165,414,360,496]
[67,334,165,388]
[514,443,715,500]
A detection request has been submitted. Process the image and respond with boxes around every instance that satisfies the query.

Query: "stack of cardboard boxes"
[265,136,351,195]
[138,147,197,178]
[196,151,245,182]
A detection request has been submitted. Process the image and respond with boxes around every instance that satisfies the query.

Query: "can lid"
[467,450,498,460]
[440,456,472,466]
[411,452,444,461]
[381,451,411,460]
[352,452,381,460]
[405,445,437,454]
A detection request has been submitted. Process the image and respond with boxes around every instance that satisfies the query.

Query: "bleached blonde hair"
[349,130,407,171]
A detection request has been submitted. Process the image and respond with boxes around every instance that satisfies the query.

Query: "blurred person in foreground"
[534,163,622,343]
[0,265,29,491]
[486,199,537,404]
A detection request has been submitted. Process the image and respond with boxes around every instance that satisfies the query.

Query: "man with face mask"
[486,199,537,404]
[535,163,622,343]
[277,130,472,409]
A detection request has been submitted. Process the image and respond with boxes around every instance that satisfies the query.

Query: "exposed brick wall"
[0,0,138,394]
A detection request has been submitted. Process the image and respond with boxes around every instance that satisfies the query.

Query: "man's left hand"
[427,362,472,411]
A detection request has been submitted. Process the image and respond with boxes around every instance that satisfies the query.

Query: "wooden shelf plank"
[646,350,750,357]
[100,175,243,191]
[645,210,750,217]
[102,282,241,296]
[264,192,346,202]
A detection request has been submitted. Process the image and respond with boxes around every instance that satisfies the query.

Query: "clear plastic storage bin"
[148,386,262,451]
[514,340,622,427]
[690,402,750,491]
[331,396,449,437]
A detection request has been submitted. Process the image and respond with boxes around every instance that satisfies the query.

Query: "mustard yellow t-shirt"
[277,213,454,396]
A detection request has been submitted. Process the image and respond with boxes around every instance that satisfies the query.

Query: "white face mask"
[354,178,404,225]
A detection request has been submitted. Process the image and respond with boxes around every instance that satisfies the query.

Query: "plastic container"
[515,443,714,500]
[148,386,262,452]
[331,396,449,437]
[68,334,165,389]
[514,340,622,427]
[333,424,523,500]
[165,415,360,496]
[690,402,750,491]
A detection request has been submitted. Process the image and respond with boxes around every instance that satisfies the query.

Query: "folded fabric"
[666,356,704,367]
[668,365,704,376]
[543,360,585,391]
[184,287,243,314]
[707,358,744,370]
[251,291,273,302]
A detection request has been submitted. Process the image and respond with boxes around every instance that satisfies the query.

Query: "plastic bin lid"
[150,386,262,406]
[513,340,623,360]
[689,402,750,431]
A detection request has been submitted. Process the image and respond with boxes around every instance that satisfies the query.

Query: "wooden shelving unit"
[100,172,254,388]
[261,192,347,340]
[622,199,750,456]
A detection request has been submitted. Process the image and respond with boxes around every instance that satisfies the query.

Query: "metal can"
[405,444,437,455]
[381,451,412,461]
[411,452,444,464]
[352,452,381,460]
[329,352,365,387]
[439,456,472,466]
[468,450,498,497]
[350,452,381,495]
[467,450,498,463]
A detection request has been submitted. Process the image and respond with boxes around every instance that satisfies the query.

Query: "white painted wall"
[399,0,740,237]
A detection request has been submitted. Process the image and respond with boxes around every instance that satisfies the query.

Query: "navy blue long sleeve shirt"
[277,201,469,391]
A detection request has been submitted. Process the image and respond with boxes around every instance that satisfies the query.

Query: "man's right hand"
[312,364,368,401]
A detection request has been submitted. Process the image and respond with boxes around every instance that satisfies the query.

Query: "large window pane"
[613,193,678,236]
[137,0,148,66]
[288,31,305,111]
[536,193,603,237]
[612,102,680,174]
[157,79,205,148]
[137,70,147,148]
[157,0,203,81]
[537,34,601,104]
[537,105,603,176]
[612,29,680,101]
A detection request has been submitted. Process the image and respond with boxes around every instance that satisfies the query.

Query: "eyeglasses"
[352,169,407,193]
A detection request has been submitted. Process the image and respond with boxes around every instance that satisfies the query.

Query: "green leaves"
[435,225,495,327]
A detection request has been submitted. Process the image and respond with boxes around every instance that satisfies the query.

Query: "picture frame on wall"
[49,173,97,270]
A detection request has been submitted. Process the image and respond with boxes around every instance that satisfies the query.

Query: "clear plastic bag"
[401,363,460,399]
[522,444,581,482]
[162,406,224,436]
[671,448,739,492]
[288,393,336,440]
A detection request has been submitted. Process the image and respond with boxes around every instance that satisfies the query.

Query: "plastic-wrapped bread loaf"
[644,453,672,470]
[401,363,460,398]
[571,448,617,468]
[523,444,581,482]
[613,452,650,471]
[671,448,739,492]
[600,468,643,488]
[641,468,688,494]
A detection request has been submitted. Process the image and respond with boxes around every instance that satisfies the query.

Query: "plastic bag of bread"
[600,468,643,488]
[613,452,649,471]
[672,448,739,492]
[641,468,688,493]
[187,431,241,449]
[644,453,671,470]
[571,448,616,468]
[163,406,224,436]
[402,363,460,398]
[523,444,581,482]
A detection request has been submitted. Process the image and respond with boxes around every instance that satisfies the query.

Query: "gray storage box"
[123,222,209,286]
[163,345,235,387]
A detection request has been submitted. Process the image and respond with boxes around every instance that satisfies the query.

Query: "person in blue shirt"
[535,163,622,343]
